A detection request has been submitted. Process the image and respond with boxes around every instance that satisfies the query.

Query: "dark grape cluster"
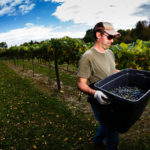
[110,86,145,101]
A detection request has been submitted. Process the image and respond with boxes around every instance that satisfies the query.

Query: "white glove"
[94,91,111,105]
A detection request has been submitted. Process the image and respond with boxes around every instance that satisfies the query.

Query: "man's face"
[98,32,114,50]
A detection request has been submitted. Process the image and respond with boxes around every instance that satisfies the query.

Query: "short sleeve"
[77,55,91,79]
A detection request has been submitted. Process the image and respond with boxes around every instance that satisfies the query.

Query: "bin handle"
[136,73,144,76]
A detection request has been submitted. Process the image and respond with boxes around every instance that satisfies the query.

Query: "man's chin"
[105,46,110,49]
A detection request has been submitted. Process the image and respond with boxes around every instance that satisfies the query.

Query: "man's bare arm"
[77,77,96,96]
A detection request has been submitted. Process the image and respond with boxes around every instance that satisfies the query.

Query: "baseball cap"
[94,22,121,37]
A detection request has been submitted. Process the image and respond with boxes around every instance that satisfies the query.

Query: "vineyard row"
[0,37,150,90]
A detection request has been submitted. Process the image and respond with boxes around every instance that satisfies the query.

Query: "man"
[77,22,120,150]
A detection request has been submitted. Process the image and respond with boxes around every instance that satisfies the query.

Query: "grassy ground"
[0,61,97,150]
[0,59,150,150]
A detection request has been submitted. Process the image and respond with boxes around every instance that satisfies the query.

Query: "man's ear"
[96,32,101,39]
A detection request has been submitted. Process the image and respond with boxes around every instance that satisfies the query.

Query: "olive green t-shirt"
[77,47,116,84]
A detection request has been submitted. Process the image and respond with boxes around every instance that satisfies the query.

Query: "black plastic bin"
[94,68,150,133]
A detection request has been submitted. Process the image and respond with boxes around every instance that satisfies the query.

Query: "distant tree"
[142,27,150,40]
[135,21,147,40]
[0,42,8,49]
[29,40,34,45]
[83,29,95,43]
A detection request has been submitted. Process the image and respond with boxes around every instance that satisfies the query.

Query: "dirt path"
[5,62,94,120]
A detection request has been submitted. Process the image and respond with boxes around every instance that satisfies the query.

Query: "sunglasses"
[103,31,115,40]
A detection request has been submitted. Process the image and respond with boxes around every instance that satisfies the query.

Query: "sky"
[0,0,150,47]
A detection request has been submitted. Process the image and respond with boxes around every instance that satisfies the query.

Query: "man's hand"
[94,91,111,105]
